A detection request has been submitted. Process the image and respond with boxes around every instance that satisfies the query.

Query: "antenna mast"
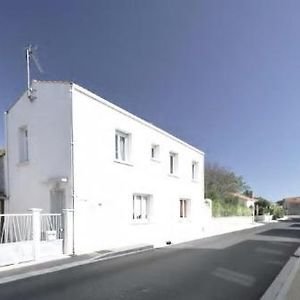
[26,45,32,98]
[25,45,44,100]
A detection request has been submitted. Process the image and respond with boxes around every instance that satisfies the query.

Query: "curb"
[0,244,154,285]
[93,245,153,260]
[261,246,300,300]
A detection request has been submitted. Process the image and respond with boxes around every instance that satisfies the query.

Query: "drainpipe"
[4,111,9,212]
[69,83,75,255]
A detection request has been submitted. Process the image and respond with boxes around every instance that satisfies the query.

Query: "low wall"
[0,241,34,267]
[203,216,255,238]
[0,239,63,267]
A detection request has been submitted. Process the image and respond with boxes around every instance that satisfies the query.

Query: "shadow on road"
[289,224,300,228]
[257,229,300,239]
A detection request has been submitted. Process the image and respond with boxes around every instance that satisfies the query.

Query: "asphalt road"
[1,219,300,300]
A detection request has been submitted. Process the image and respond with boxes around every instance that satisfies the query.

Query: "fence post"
[29,208,42,261]
[62,209,74,255]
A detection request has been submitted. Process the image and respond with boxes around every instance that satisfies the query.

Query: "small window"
[192,161,199,181]
[115,130,130,162]
[180,199,190,219]
[151,144,159,160]
[19,126,29,163]
[169,152,178,175]
[133,194,150,221]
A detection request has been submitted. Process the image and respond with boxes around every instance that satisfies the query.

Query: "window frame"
[169,152,178,175]
[115,130,130,163]
[18,126,29,164]
[192,161,199,181]
[179,199,191,220]
[132,194,151,223]
[150,144,160,161]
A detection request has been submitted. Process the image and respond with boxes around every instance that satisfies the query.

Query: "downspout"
[4,111,9,212]
[69,83,75,255]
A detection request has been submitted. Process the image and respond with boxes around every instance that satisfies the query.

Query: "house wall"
[284,202,300,215]
[71,84,206,253]
[5,81,73,213]
[0,154,5,195]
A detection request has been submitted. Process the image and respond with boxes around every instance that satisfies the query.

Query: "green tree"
[255,197,271,215]
[205,162,249,201]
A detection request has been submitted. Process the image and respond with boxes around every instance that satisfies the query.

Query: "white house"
[5,81,207,254]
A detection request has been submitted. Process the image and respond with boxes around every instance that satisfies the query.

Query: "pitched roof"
[231,193,256,202]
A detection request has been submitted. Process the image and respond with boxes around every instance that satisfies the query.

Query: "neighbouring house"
[282,197,300,215]
[5,80,207,254]
[232,193,256,208]
[0,149,5,214]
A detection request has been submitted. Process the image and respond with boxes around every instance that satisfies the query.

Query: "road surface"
[1,218,300,300]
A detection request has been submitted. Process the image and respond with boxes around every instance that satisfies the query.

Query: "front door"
[50,189,65,213]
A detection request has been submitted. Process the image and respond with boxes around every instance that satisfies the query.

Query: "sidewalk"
[285,263,300,300]
[260,219,300,300]
[0,244,153,285]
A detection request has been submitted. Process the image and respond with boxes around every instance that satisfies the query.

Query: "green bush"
[270,205,284,219]
[212,199,252,217]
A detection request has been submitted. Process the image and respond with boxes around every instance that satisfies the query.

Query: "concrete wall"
[204,216,255,238]
[71,84,206,253]
[284,203,300,215]
[6,81,72,213]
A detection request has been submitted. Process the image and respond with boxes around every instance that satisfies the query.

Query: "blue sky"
[1,0,300,201]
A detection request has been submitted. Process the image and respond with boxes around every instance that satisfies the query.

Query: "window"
[180,199,190,219]
[169,152,178,175]
[192,161,199,181]
[19,126,29,163]
[133,194,150,221]
[151,144,159,160]
[115,131,129,162]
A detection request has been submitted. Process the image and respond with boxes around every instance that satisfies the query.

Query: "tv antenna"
[25,45,44,100]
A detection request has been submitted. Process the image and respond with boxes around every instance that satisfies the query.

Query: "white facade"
[5,81,206,254]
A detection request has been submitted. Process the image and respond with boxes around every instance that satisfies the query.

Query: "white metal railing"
[40,214,63,241]
[0,214,33,243]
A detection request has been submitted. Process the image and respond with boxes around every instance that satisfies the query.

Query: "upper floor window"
[192,161,199,181]
[19,126,29,163]
[115,130,130,162]
[169,152,178,175]
[151,144,159,160]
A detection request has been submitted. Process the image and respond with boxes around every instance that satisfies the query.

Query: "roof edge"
[72,83,204,155]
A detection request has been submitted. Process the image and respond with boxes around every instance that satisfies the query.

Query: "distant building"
[232,193,256,208]
[282,197,300,215]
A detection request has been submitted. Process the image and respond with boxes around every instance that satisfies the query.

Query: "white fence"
[0,209,73,267]
[41,214,63,241]
[0,214,33,243]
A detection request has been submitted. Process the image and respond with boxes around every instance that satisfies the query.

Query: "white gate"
[0,211,65,267]
[40,213,63,258]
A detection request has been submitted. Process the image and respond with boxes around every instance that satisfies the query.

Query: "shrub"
[212,199,252,217]
[270,205,284,219]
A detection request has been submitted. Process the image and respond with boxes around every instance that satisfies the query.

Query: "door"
[50,189,65,213]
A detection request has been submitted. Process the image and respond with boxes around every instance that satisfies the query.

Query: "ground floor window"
[180,199,190,219]
[133,194,150,221]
